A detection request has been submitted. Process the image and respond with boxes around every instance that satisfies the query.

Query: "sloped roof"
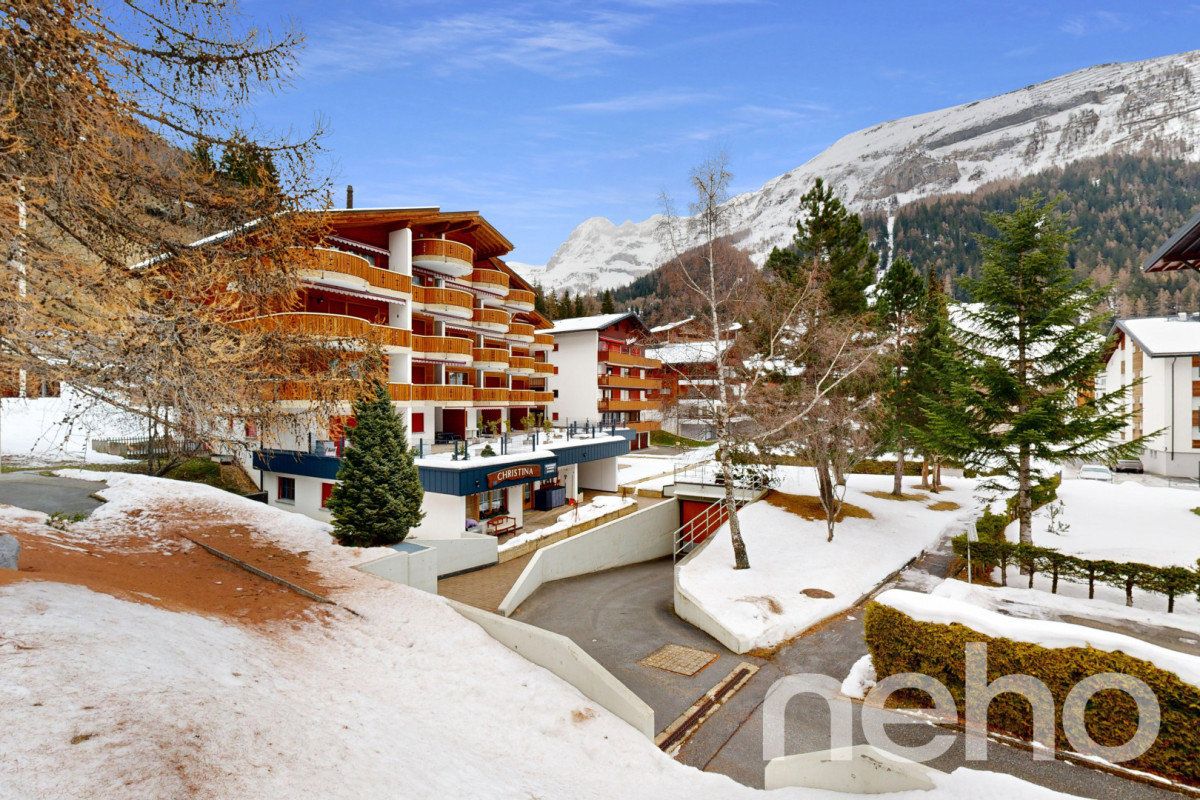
[646,339,730,364]
[546,312,642,335]
[1144,208,1200,273]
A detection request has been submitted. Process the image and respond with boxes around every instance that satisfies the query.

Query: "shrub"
[864,602,1200,786]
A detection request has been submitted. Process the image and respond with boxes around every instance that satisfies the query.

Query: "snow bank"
[677,468,980,651]
[840,655,877,700]
[498,495,635,554]
[1004,478,1200,568]
[0,389,143,465]
[875,588,1200,689]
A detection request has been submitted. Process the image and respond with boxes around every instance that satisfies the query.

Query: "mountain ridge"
[520,49,1200,294]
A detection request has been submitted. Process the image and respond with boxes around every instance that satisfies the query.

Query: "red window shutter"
[412,412,425,433]
[321,482,334,508]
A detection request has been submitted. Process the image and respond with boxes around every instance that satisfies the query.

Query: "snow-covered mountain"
[525,49,1200,294]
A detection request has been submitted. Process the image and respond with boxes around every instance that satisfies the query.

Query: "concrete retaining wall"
[496,501,638,563]
[765,745,941,792]
[356,543,438,594]
[411,533,498,577]
[450,600,655,739]
[671,534,751,653]
[497,499,678,616]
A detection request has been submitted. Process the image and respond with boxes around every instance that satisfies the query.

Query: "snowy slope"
[531,50,1200,294]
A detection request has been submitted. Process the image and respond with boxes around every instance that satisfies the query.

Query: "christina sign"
[487,464,542,487]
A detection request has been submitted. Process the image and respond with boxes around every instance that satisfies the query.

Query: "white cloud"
[558,89,720,112]
[1060,10,1130,37]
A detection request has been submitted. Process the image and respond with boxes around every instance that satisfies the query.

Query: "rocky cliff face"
[525,50,1200,294]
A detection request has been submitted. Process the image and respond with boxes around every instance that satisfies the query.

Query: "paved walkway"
[0,472,105,517]
[437,553,532,611]
[513,542,1180,798]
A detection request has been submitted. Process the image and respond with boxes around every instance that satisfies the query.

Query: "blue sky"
[243,0,1200,265]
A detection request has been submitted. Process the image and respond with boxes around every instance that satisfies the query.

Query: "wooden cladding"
[412,385,473,402]
[598,398,659,412]
[599,350,660,370]
[599,374,662,390]
[473,347,509,365]
[531,333,554,348]
[508,356,535,372]
[300,248,411,294]
[232,312,411,349]
[412,285,473,311]
[625,420,662,433]
[532,361,556,375]
[472,387,509,403]
[412,335,472,356]
[507,322,536,339]
[471,268,509,292]
[505,288,535,307]
[412,238,473,264]
[473,307,511,327]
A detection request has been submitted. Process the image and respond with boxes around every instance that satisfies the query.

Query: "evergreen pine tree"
[925,194,1143,544]
[909,270,965,490]
[218,132,280,189]
[600,289,615,314]
[560,290,574,318]
[765,178,877,316]
[326,383,425,547]
[573,294,587,317]
[875,255,926,495]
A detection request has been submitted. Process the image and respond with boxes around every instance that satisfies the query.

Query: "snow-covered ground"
[1004,478,1200,567]
[0,471,1080,799]
[0,390,143,466]
[677,468,981,652]
[616,444,715,488]
[498,495,636,554]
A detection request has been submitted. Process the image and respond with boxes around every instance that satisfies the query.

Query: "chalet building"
[239,208,634,572]
[1100,316,1200,478]
[646,317,740,441]
[545,312,663,449]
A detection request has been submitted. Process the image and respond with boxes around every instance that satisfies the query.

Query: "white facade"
[1100,316,1200,478]
[547,330,601,424]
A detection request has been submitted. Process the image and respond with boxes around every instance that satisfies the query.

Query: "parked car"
[1078,464,1114,482]
[1114,458,1144,474]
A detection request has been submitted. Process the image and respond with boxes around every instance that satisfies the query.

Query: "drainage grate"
[639,644,719,676]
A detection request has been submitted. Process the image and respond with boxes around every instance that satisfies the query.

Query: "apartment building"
[646,317,741,440]
[546,312,663,449]
[241,208,632,563]
[1100,315,1200,478]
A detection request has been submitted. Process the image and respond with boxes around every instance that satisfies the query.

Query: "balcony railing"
[412,285,473,315]
[232,312,411,349]
[599,350,660,370]
[473,387,509,404]
[507,322,535,341]
[533,361,556,375]
[471,268,509,294]
[473,308,510,328]
[299,247,411,294]
[599,398,659,412]
[531,333,554,350]
[412,240,473,279]
[473,347,510,367]
[412,334,472,357]
[412,384,473,402]
[505,288,536,309]
[508,356,535,372]
[599,374,662,390]
[510,389,553,405]
[624,420,662,433]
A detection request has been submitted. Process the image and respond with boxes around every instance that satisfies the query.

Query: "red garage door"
[679,499,727,545]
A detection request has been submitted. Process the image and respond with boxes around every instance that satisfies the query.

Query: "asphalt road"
[0,472,105,516]
[513,551,1183,798]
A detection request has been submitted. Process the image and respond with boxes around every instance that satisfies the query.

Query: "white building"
[1100,315,1200,478]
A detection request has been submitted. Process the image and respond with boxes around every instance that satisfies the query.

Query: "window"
[412,412,425,433]
[277,476,295,503]
[552,412,559,421]
[477,488,507,519]
[244,422,258,439]
[320,482,334,508]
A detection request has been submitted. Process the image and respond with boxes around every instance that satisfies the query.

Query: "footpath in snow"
[677,467,981,652]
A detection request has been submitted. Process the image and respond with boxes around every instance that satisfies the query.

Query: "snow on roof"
[646,339,730,365]
[1113,316,1200,356]
[649,316,695,334]
[546,312,640,335]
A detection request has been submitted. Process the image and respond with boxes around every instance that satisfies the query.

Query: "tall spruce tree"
[765,178,877,315]
[909,270,964,491]
[600,289,616,314]
[925,194,1143,544]
[875,256,926,495]
[327,383,425,547]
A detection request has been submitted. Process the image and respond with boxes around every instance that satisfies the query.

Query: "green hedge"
[864,602,1200,785]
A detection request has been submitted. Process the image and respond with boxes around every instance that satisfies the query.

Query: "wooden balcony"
[507,322,535,342]
[411,384,473,403]
[599,374,661,390]
[473,307,511,331]
[412,285,473,319]
[533,361,556,375]
[530,333,554,351]
[388,383,412,402]
[504,288,536,311]
[473,347,509,369]
[473,387,509,404]
[471,268,509,295]
[412,238,474,277]
[599,350,660,370]
[599,398,659,412]
[412,334,472,359]
[508,356,535,373]
[299,247,411,294]
[232,312,411,349]
[510,389,553,405]
[624,420,662,433]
